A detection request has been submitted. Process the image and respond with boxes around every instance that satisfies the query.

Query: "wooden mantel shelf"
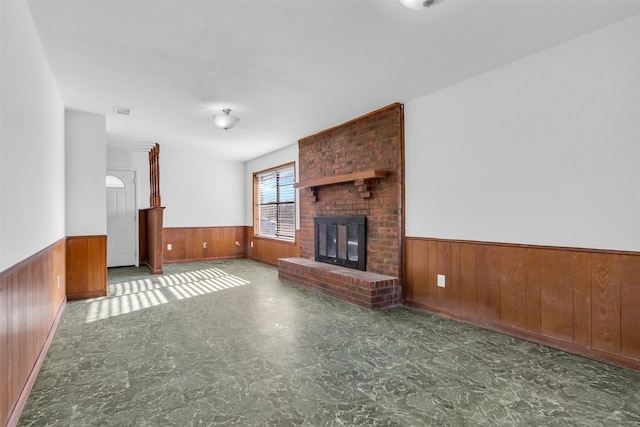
[295,169,390,200]
[295,169,389,189]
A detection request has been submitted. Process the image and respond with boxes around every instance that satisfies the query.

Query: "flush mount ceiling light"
[213,109,240,130]
[398,0,444,10]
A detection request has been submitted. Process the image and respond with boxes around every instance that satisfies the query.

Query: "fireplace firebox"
[314,216,366,271]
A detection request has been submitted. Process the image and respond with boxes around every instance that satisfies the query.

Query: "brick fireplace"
[278,103,404,310]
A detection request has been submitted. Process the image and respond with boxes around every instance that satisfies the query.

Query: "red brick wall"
[298,103,403,279]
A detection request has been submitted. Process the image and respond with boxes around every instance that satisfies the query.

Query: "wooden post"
[149,143,161,207]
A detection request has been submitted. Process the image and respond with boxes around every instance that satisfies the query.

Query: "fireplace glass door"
[314,216,366,271]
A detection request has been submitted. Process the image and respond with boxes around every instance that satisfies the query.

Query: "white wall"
[65,110,107,236]
[107,148,151,210]
[245,143,298,227]
[405,15,640,251]
[161,144,245,227]
[0,0,65,270]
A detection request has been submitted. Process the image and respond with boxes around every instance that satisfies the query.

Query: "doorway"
[106,169,138,267]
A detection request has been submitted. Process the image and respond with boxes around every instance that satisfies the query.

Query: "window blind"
[256,164,295,241]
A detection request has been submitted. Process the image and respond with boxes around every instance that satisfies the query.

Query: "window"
[254,163,295,241]
[106,175,125,188]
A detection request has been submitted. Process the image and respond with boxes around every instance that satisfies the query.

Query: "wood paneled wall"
[163,226,298,265]
[405,237,640,370]
[0,239,66,427]
[66,235,107,300]
[163,226,246,263]
[245,227,299,266]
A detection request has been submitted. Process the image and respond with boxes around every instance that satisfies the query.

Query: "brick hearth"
[278,258,400,310]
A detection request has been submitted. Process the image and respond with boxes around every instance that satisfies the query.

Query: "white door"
[107,169,137,267]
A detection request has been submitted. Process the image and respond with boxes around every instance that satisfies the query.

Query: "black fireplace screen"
[314,216,366,271]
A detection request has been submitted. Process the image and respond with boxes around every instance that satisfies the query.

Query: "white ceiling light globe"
[398,0,443,10]
[213,109,240,130]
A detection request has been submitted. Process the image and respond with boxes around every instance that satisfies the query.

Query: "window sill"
[253,234,297,245]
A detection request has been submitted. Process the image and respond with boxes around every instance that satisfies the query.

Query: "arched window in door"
[106,175,125,188]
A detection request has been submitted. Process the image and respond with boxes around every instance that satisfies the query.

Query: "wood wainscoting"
[245,227,300,266]
[0,239,67,427]
[405,237,640,370]
[66,235,107,300]
[163,226,246,263]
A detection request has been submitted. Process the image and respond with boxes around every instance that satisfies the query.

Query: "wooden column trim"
[144,206,165,274]
[149,143,161,208]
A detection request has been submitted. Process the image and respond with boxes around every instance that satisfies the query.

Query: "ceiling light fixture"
[398,0,443,10]
[213,109,240,130]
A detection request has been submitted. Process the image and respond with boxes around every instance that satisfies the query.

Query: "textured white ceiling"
[26,0,640,161]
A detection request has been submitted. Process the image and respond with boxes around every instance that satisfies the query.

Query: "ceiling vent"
[113,106,131,115]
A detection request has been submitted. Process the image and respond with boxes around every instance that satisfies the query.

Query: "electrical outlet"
[250,241,254,248]
[437,274,446,288]
[167,243,172,250]
[203,242,207,248]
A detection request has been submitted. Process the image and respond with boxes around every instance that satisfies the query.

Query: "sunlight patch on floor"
[85,268,250,323]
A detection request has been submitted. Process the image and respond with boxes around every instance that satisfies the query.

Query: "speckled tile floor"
[18,259,640,426]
